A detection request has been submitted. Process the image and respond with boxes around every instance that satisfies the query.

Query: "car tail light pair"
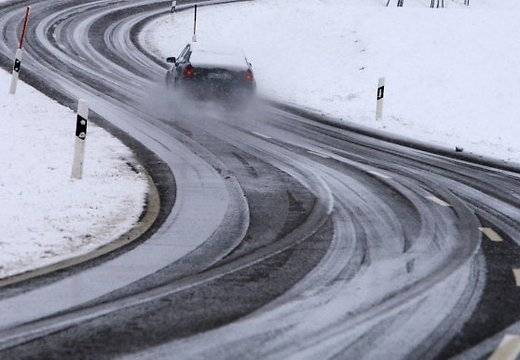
[184,66,253,81]
[244,69,254,82]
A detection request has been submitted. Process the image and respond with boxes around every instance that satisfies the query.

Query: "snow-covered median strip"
[0,72,148,279]
[142,0,520,164]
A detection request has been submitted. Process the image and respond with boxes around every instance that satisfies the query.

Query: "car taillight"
[183,65,194,78]
[244,69,254,82]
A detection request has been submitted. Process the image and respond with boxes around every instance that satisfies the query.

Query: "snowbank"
[0,71,148,278]
[142,0,520,163]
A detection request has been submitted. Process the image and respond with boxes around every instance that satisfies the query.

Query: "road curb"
[0,169,160,288]
[176,0,254,11]
[267,99,520,174]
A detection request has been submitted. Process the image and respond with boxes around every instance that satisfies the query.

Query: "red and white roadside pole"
[192,5,198,42]
[9,6,30,95]
[71,100,89,180]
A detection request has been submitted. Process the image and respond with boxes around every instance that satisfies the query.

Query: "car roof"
[187,43,250,71]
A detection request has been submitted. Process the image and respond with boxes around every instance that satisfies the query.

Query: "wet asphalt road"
[0,1,520,359]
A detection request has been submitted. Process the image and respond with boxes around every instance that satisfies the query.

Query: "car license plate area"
[207,72,233,81]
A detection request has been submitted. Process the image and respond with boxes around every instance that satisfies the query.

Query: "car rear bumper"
[178,80,256,100]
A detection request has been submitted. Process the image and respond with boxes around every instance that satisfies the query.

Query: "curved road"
[0,1,519,359]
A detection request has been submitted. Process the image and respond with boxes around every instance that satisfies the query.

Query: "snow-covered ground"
[142,0,520,163]
[0,71,148,279]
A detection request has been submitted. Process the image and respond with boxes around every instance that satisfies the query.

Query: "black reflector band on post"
[13,59,21,73]
[76,115,87,140]
[377,86,385,100]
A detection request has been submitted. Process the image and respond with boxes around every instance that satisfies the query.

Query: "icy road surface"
[0,1,519,360]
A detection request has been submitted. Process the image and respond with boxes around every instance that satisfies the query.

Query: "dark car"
[165,42,256,102]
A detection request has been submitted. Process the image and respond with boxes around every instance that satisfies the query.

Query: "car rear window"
[189,48,249,71]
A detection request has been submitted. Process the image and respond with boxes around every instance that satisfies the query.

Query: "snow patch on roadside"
[0,71,148,278]
[142,0,520,163]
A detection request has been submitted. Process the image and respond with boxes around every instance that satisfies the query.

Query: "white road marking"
[368,170,392,179]
[252,131,272,139]
[479,227,503,242]
[513,269,520,287]
[425,195,451,207]
[489,334,520,360]
[307,150,330,159]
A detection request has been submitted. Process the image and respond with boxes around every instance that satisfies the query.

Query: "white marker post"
[192,5,198,42]
[9,6,30,95]
[71,100,89,180]
[171,0,177,13]
[9,49,23,95]
[376,77,385,120]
